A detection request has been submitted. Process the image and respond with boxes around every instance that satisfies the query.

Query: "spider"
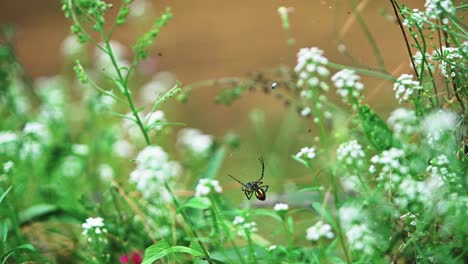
[228,157,269,201]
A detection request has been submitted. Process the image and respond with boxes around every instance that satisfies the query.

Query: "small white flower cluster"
[267,245,277,251]
[339,205,377,255]
[345,223,376,255]
[35,77,67,123]
[422,110,457,145]
[296,146,316,160]
[394,174,444,209]
[411,51,434,72]
[433,46,464,78]
[60,155,84,178]
[82,217,107,242]
[194,178,223,197]
[370,148,408,184]
[403,9,427,28]
[306,221,334,241]
[129,146,181,200]
[336,140,365,167]
[274,203,289,211]
[424,0,455,22]
[113,139,135,158]
[393,74,422,103]
[331,69,364,106]
[426,155,457,185]
[72,144,89,156]
[387,108,419,139]
[0,131,19,156]
[232,216,257,236]
[177,128,214,156]
[295,47,330,91]
[21,122,52,161]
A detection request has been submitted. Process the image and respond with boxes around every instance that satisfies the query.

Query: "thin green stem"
[350,0,386,71]
[327,62,395,81]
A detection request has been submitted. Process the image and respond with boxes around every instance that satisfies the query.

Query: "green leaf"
[176,197,211,213]
[142,240,204,264]
[19,204,59,224]
[251,209,282,222]
[0,186,12,204]
[1,244,35,264]
[287,216,294,234]
[358,105,394,151]
[200,146,226,180]
[311,202,337,230]
[291,155,311,169]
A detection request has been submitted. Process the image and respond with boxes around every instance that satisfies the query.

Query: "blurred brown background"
[0,0,426,185]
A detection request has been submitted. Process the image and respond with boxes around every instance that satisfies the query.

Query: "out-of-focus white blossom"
[345,223,376,255]
[195,178,223,197]
[144,110,166,131]
[0,131,19,155]
[403,9,427,28]
[82,217,108,243]
[387,108,419,138]
[306,221,334,241]
[98,164,114,182]
[274,203,289,211]
[300,107,311,117]
[23,122,51,144]
[177,128,214,155]
[425,0,455,21]
[422,110,457,145]
[113,139,135,158]
[267,245,277,251]
[233,216,245,225]
[95,41,130,78]
[139,72,177,104]
[296,146,316,160]
[72,144,89,156]
[61,35,83,57]
[393,74,422,103]
[129,146,181,200]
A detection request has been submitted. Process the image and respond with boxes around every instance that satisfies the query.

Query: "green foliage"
[1,1,467,263]
[358,105,395,151]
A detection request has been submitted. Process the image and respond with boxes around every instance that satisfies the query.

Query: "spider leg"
[257,157,265,182]
[260,185,269,192]
[228,174,246,187]
[245,191,253,200]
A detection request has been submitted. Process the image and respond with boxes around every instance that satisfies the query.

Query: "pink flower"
[120,251,143,264]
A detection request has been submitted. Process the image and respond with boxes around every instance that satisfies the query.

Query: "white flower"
[425,0,455,21]
[393,74,422,103]
[295,47,330,90]
[195,178,223,197]
[23,122,50,144]
[403,9,427,28]
[60,155,83,177]
[306,221,334,241]
[387,108,419,138]
[177,128,214,155]
[370,148,408,185]
[20,140,42,160]
[113,139,135,158]
[3,161,14,173]
[336,140,365,166]
[233,216,245,225]
[129,146,181,199]
[345,223,376,255]
[82,217,107,237]
[432,46,464,77]
[98,164,114,182]
[331,69,364,105]
[72,144,89,156]
[296,146,316,159]
[422,110,457,145]
[300,107,311,117]
[0,131,18,155]
[60,35,83,57]
[274,203,289,211]
[267,245,277,251]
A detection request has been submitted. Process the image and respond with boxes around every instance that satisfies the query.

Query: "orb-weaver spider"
[228,157,269,201]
